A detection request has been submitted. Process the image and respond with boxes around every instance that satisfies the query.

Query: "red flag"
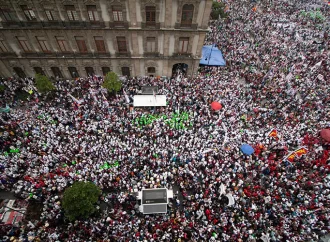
[268,129,278,138]
[287,153,296,162]
[295,147,308,157]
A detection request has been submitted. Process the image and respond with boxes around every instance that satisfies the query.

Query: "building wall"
[0,0,212,79]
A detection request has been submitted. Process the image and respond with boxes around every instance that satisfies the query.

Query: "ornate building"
[0,0,212,79]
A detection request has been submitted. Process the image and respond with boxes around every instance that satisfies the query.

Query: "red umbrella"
[211,101,222,111]
[320,129,330,142]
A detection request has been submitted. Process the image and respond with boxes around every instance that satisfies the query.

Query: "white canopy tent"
[133,95,166,107]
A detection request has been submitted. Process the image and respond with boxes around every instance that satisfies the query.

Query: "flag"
[123,89,130,103]
[268,129,278,138]
[287,153,296,162]
[295,147,308,157]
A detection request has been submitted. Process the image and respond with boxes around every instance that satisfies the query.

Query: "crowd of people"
[0,0,329,241]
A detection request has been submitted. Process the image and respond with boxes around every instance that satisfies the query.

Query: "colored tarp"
[200,45,226,66]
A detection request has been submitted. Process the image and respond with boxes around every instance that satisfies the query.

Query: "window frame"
[45,10,57,21]
[36,37,50,53]
[117,36,127,53]
[21,5,37,21]
[87,5,99,22]
[65,5,79,21]
[181,4,194,26]
[68,67,79,78]
[56,37,69,52]
[94,36,106,53]
[147,67,156,73]
[145,6,156,26]
[34,67,45,76]
[146,37,156,52]
[75,36,88,53]
[0,8,14,21]
[0,40,8,53]
[51,67,63,78]
[112,6,123,22]
[178,37,189,53]
[102,67,110,76]
[17,37,31,52]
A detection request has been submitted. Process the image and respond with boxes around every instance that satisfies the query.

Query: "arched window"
[181,4,194,26]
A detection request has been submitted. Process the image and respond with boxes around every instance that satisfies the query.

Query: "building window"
[87,5,99,22]
[148,67,156,73]
[68,67,79,78]
[102,67,110,76]
[65,5,79,21]
[17,37,31,52]
[51,67,63,78]
[0,40,8,53]
[21,5,37,21]
[121,67,130,77]
[36,37,50,53]
[146,6,156,26]
[75,36,88,53]
[94,37,106,53]
[112,6,123,22]
[56,37,69,52]
[85,67,94,76]
[179,37,189,53]
[0,8,14,21]
[117,37,127,53]
[146,37,156,52]
[34,67,45,76]
[181,4,194,26]
[45,10,57,21]
[13,67,26,78]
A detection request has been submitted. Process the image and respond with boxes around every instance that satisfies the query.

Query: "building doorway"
[121,67,130,77]
[13,67,26,78]
[172,63,188,77]
[85,67,95,76]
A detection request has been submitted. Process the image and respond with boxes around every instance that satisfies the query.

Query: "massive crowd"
[0,0,329,241]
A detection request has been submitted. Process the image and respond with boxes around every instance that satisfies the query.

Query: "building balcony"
[0,20,106,29]
[172,53,192,58]
[144,52,160,57]
[109,22,129,29]
[174,22,198,30]
[141,22,160,29]
[0,52,18,58]
[115,52,131,57]
[19,52,111,58]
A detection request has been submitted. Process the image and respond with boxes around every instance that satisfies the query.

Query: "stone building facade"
[0,0,212,79]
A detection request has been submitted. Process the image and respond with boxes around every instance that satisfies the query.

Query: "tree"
[0,84,5,93]
[62,181,101,221]
[34,73,55,94]
[211,1,228,20]
[102,72,122,93]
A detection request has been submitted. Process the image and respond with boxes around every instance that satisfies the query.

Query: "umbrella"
[211,101,222,111]
[240,144,255,155]
[320,129,330,142]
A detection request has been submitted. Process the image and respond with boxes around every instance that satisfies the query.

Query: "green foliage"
[35,74,55,94]
[0,85,5,93]
[211,1,228,20]
[62,181,101,221]
[102,72,122,93]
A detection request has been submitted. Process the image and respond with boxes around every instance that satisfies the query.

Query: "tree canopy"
[34,74,55,94]
[211,1,229,20]
[102,72,122,93]
[62,181,101,221]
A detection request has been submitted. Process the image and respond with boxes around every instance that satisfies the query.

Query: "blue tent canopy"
[200,45,226,66]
